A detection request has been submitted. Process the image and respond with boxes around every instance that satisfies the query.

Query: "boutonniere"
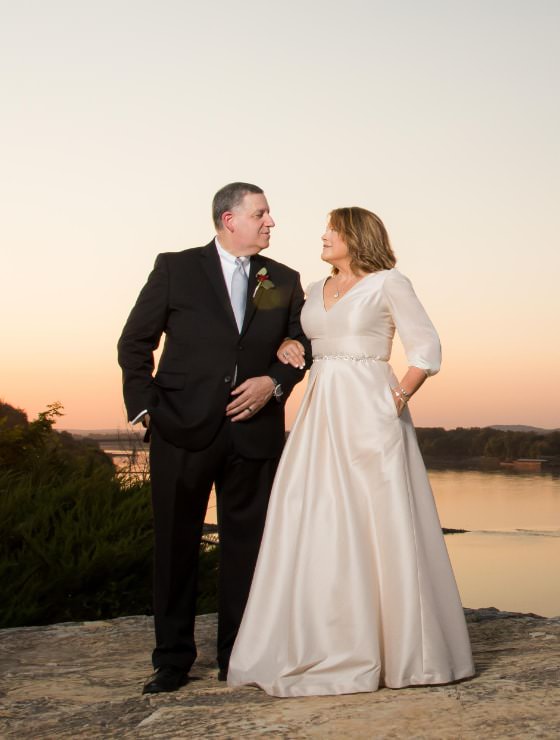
[253,267,275,297]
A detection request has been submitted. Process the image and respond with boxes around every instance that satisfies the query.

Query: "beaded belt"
[313,354,385,362]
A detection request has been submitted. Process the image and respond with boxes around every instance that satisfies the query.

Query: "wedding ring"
[283,352,289,359]
[247,406,253,413]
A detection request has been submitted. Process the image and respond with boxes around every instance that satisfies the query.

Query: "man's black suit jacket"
[118,241,310,458]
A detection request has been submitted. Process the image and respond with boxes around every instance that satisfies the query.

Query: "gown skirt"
[228,269,475,697]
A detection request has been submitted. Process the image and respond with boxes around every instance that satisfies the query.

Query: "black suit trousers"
[149,420,280,671]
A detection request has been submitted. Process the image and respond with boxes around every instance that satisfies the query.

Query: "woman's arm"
[390,366,428,416]
[383,270,441,415]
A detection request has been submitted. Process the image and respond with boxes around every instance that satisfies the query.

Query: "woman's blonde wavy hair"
[328,207,396,275]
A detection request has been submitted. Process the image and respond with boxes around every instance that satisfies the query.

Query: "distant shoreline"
[423,457,560,472]
[68,428,560,473]
[97,444,560,474]
[64,423,560,437]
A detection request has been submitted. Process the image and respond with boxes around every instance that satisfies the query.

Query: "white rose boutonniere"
[253,267,275,298]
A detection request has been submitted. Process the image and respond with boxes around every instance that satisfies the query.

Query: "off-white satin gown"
[228,269,474,697]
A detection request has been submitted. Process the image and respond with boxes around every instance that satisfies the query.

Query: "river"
[107,448,560,617]
[432,469,560,618]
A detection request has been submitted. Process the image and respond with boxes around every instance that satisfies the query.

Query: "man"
[118,183,309,694]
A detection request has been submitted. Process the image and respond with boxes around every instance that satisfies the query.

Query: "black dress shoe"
[218,668,228,682]
[142,666,189,694]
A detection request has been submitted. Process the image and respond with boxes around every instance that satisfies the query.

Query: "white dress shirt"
[215,237,250,297]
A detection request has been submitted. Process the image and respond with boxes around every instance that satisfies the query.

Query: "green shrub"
[0,401,218,627]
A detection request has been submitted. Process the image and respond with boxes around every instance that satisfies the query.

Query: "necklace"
[333,274,361,299]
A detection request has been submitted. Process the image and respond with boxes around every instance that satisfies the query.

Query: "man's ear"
[221,211,235,233]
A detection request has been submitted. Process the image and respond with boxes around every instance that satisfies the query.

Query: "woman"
[228,207,474,697]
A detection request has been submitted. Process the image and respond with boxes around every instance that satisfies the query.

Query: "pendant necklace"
[333,274,359,299]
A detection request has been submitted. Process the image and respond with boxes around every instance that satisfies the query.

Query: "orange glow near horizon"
[3,299,560,432]
[3,337,559,433]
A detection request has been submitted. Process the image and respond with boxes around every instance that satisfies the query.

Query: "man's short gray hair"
[212,182,264,230]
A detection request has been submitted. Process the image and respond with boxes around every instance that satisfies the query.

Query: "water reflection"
[430,470,560,617]
[430,469,560,532]
[445,532,560,617]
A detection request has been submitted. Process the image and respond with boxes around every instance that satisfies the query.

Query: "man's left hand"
[226,376,275,422]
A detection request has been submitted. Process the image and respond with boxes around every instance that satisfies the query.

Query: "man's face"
[228,193,275,255]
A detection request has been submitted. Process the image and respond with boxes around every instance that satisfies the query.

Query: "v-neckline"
[321,272,376,313]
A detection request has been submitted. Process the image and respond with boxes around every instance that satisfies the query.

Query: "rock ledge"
[1,609,559,738]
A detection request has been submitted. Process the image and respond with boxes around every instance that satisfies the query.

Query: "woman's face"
[321,223,349,265]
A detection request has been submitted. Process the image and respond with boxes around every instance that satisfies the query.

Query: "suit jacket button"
[237,345,243,351]
[224,375,232,383]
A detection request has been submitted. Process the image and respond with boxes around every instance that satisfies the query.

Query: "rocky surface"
[0,609,559,739]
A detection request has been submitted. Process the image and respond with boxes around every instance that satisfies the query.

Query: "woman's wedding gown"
[228,269,474,697]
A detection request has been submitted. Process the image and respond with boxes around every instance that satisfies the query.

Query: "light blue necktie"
[231,257,248,332]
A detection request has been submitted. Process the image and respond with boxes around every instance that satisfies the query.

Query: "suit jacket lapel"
[199,241,238,331]
[241,254,266,335]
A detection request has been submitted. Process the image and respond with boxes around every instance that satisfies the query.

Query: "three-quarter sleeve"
[382,269,441,376]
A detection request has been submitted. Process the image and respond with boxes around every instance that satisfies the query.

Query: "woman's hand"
[390,366,429,416]
[390,387,408,417]
[277,339,306,369]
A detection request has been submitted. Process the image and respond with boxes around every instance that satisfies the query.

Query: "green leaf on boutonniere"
[253,267,275,297]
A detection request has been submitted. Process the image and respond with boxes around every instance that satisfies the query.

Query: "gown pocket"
[384,383,400,420]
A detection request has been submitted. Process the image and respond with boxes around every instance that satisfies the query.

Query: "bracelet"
[399,387,411,400]
[391,388,409,405]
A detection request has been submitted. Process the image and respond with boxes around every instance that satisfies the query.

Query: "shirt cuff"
[131,409,148,425]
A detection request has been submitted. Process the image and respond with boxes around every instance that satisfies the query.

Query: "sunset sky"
[2,0,559,431]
